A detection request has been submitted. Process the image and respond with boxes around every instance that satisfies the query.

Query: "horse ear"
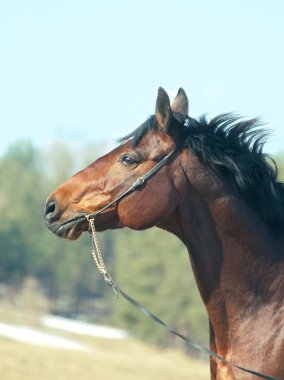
[155,87,173,131]
[171,88,189,115]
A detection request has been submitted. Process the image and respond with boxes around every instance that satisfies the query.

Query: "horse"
[44,87,284,379]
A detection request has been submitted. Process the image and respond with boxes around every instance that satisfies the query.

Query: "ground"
[0,315,209,380]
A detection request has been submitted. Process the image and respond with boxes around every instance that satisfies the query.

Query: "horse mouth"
[45,208,122,240]
[46,215,88,241]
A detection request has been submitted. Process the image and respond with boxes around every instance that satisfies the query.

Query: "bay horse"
[44,88,284,379]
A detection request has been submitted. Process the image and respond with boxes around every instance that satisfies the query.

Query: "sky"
[0,0,284,156]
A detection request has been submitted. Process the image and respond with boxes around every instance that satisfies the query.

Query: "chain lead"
[86,215,119,297]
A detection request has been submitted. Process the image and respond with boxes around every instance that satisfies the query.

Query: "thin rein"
[86,214,279,380]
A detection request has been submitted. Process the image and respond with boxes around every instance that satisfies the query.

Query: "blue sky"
[0,0,283,155]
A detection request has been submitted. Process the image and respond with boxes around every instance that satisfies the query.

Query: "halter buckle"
[132,177,145,189]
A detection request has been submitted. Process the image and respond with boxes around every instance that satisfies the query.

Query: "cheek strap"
[62,147,178,226]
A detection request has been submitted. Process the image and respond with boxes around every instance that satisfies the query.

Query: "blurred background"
[0,1,283,379]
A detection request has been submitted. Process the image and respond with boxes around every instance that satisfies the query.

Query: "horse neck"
[163,151,284,357]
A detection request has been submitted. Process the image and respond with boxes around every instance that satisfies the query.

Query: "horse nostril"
[45,198,58,222]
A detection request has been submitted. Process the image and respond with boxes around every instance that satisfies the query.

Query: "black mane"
[121,114,284,232]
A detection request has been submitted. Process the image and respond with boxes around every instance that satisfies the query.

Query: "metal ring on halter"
[85,214,94,222]
[132,176,145,189]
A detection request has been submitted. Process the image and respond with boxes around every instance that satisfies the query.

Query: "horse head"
[44,88,189,240]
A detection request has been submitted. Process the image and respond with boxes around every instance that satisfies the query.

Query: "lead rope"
[87,215,119,297]
[86,215,279,380]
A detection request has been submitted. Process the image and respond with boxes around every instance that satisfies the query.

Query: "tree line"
[0,140,283,350]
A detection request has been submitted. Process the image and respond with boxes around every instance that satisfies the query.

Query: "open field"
[0,330,209,380]
[0,300,209,379]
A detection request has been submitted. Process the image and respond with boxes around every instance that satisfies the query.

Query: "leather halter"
[61,146,178,227]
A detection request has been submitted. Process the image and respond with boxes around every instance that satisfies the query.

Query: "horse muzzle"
[44,197,86,240]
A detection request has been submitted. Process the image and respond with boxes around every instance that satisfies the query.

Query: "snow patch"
[0,322,89,351]
[41,315,128,340]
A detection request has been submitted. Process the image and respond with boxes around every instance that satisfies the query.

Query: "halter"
[64,118,279,380]
[61,144,178,227]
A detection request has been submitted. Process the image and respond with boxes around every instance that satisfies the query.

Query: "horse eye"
[120,153,138,167]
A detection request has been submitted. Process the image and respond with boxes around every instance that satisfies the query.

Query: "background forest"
[0,139,283,351]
